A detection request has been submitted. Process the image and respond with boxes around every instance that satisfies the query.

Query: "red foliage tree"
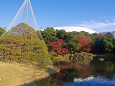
[47,39,70,55]
[75,35,93,52]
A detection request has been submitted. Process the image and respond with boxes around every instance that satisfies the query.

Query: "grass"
[0,61,58,86]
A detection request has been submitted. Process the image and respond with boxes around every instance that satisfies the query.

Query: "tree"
[93,33,115,53]
[56,30,79,53]
[90,33,97,40]
[103,35,114,52]
[41,27,57,42]
[56,30,72,42]
[113,38,115,53]
[0,23,51,65]
[106,32,113,38]
[0,27,5,36]
[75,35,93,52]
[93,33,105,53]
[66,38,79,54]
[47,39,70,55]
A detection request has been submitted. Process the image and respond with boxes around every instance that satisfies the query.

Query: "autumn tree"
[75,35,93,52]
[47,39,70,55]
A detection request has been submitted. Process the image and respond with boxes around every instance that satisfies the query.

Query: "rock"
[0,78,1,82]
[99,58,104,61]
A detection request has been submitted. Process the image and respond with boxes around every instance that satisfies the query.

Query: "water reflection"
[66,77,115,86]
[91,59,115,79]
[25,60,115,86]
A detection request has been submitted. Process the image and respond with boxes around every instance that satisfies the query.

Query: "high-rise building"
[113,31,115,38]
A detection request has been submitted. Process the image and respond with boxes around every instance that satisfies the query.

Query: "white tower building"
[113,31,115,38]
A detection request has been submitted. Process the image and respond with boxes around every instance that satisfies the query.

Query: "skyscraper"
[113,31,115,38]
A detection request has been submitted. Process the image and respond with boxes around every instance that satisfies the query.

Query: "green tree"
[56,30,79,53]
[113,38,115,53]
[0,23,51,66]
[106,32,113,38]
[0,27,5,36]
[66,38,79,54]
[56,30,72,42]
[90,33,97,40]
[104,36,114,52]
[41,27,57,42]
[93,33,105,53]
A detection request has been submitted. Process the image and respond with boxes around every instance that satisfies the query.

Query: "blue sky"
[0,0,115,32]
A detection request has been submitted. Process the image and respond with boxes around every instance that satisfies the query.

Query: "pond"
[25,59,115,86]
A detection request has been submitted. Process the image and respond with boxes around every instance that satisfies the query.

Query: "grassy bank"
[0,62,58,86]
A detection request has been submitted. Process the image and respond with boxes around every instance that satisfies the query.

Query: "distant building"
[54,26,97,34]
[113,31,115,38]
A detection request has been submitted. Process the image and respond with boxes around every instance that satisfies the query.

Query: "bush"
[72,52,93,64]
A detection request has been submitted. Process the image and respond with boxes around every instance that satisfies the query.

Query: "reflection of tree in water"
[34,67,79,86]
[91,59,115,79]
[59,68,79,81]
[34,76,67,86]
[28,60,115,86]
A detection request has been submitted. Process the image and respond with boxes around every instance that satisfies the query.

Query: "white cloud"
[78,20,115,32]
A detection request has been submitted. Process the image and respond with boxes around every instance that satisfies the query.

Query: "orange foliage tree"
[96,33,105,39]
[75,35,93,52]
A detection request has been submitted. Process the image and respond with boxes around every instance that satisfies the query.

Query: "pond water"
[25,59,115,86]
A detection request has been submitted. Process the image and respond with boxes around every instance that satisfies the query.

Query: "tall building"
[113,31,115,38]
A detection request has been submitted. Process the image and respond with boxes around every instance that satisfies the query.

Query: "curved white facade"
[54,26,97,34]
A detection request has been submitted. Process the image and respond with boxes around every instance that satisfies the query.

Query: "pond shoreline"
[25,60,115,86]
